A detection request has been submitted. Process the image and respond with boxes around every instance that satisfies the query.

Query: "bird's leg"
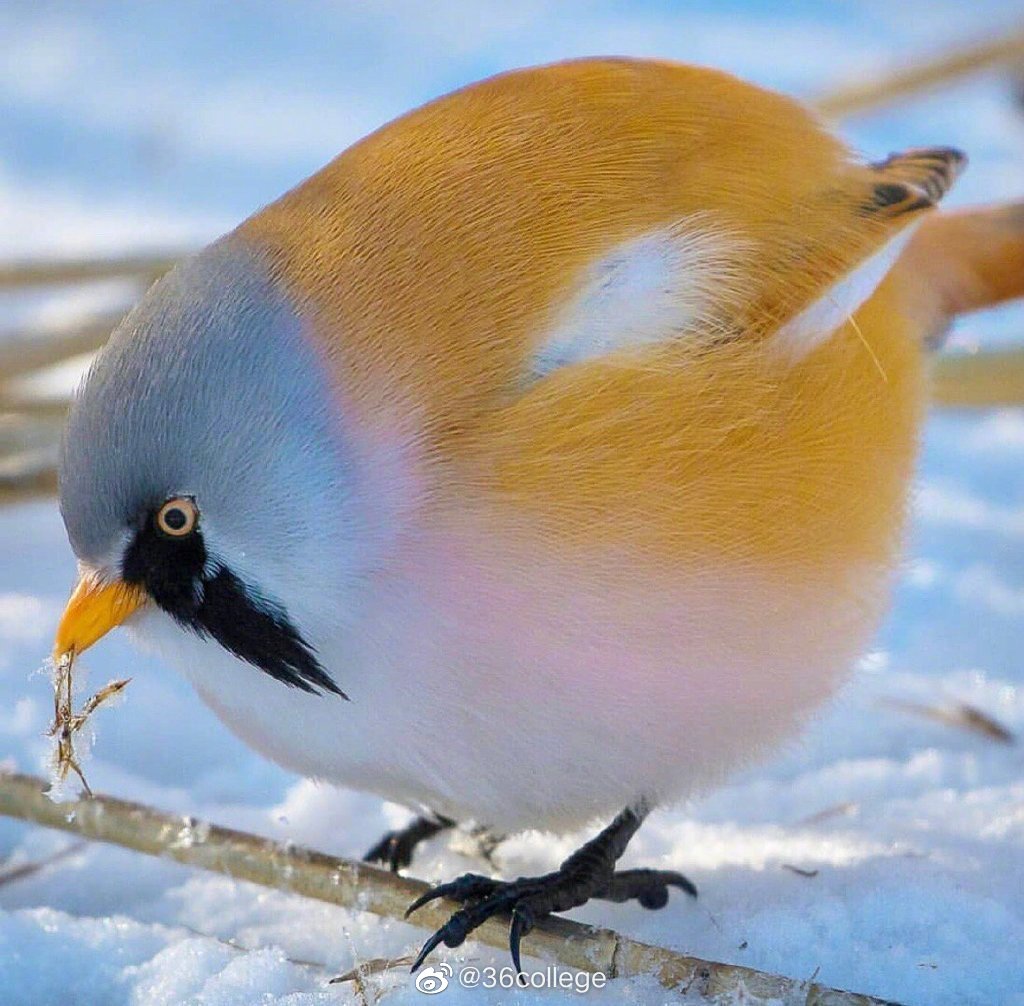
[363,813,455,873]
[464,824,506,869]
[406,801,695,974]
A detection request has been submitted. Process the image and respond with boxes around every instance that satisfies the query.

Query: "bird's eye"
[155,497,199,538]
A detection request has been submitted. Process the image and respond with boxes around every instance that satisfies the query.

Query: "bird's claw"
[408,875,538,974]
[407,865,694,975]
[407,806,695,974]
[508,903,536,975]
[363,814,453,873]
[597,867,697,909]
[404,872,498,918]
[363,832,407,873]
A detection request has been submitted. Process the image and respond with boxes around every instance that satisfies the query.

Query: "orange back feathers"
[238,58,962,578]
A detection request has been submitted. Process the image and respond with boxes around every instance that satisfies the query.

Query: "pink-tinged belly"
[135,518,895,834]
[342,524,893,831]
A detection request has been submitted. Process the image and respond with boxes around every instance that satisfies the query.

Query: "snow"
[1,3,1023,1004]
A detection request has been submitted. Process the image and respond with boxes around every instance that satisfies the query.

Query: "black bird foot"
[363,814,454,873]
[406,804,694,973]
[465,824,506,870]
[596,867,697,908]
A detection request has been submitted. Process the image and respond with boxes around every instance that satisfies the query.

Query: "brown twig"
[0,398,72,419]
[782,864,820,879]
[0,771,903,1005]
[1,346,1021,511]
[796,803,860,827]
[931,349,1024,409]
[0,413,64,456]
[0,840,87,888]
[0,312,125,384]
[880,697,1016,744]
[816,29,1024,118]
[0,253,185,291]
[330,956,418,984]
[0,452,58,502]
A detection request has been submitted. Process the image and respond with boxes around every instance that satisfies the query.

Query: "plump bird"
[55,58,989,970]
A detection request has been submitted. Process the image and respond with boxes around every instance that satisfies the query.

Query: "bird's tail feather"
[895,201,1024,344]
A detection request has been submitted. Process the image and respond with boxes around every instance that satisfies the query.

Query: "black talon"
[363,813,454,873]
[406,802,693,973]
[596,867,698,908]
[509,904,535,975]
[405,873,498,918]
[411,900,499,971]
[410,929,449,974]
[404,888,441,920]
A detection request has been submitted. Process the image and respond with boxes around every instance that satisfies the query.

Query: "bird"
[53,57,994,973]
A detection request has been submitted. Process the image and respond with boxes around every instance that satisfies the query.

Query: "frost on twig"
[47,650,130,798]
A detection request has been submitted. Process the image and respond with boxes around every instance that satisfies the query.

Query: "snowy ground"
[1,3,1023,1005]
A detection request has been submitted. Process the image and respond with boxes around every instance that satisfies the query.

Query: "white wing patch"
[529,217,748,378]
[773,222,919,360]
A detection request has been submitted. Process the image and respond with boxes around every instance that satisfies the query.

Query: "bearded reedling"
[53,58,1023,970]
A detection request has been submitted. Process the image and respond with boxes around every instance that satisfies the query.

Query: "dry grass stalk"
[0,409,65,504]
[816,28,1024,118]
[782,864,820,879]
[0,398,72,419]
[880,697,1016,744]
[1,345,1021,512]
[931,348,1024,408]
[0,472,58,505]
[47,651,130,796]
[796,802,860,827]
[0,413,64,456]
[0,252,186,291]
[0,452,58,502]
[175,923,330,972]
[0,840,87,888]
[0,770,904,1006]
[0,311,124,383]
[330,955,418,984]
[0,444,59,480]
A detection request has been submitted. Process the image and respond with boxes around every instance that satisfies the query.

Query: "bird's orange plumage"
[476,292,923,572]
[241,58,925,586]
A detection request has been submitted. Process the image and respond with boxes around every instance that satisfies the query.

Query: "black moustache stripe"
[121,516,344,698]
[190,567,347,698]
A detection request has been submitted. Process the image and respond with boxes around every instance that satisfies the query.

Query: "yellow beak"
[53,576,148,662]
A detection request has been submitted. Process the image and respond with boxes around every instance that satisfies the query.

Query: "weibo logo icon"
[414,963,452,994]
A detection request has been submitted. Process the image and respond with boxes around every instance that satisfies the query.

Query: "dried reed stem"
[931,348,1024,407]
[0,253,185,291]
[0,771,901,1005]
[816,29,1024,118]
[0,312,125,382]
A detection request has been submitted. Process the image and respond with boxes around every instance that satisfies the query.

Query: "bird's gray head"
[57,238,364,697]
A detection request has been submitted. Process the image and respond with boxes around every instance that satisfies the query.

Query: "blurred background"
[1,4,1023,1005]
